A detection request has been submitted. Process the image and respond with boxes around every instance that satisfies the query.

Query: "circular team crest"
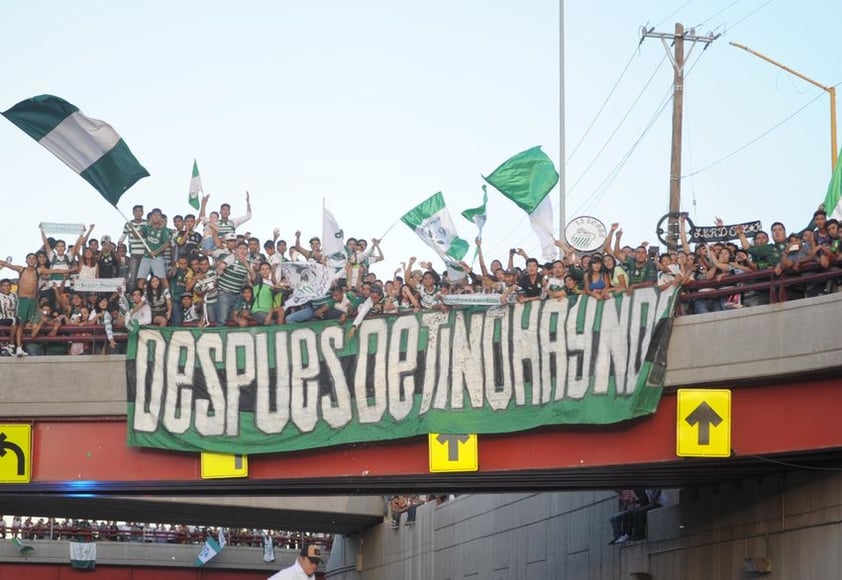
[565,216,607,252]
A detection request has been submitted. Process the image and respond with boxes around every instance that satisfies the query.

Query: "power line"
[572,88,673,217]
[566,46,641,165]
[573,49,708,217]
[565,54,667,198]
[724,0,775,33]
[680,88,831,179]
[654,0,697,29]
[694,0,745,29]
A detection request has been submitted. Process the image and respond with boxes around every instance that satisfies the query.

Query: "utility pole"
[642,23,718,250]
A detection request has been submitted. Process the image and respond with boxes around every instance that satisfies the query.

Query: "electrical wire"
[572,49,708,216]
[566,47,641,165]
[566,54,668,198]
[724,0,775,33]
[654,0,697,29]
[572,89,673,217]
[694,0,745,29]
[680,88,832,179]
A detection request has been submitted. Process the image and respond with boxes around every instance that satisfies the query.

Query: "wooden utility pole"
[642,23,717,250]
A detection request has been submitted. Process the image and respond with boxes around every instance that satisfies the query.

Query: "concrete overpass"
[1,293,841,532]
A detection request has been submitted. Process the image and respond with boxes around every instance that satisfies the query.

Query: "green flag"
[483,146,558,213]
[13,537,34,555]
[2,95,149,206]
[189,159,202,210]
[461,185,488,233]
[401,192,469,261]
[824,149,842,220]
[484,146,558,260]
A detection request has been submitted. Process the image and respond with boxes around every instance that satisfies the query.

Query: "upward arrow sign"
[684,401,723,445]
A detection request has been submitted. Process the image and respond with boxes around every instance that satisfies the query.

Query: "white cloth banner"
[72,278,125,292]
[39,222,86,235]
[441,293,505,307]
[280,261,340,310]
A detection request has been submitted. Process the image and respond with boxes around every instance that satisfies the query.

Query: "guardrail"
[0,324,128,355]
[2,525,331,549]
[678,263,840,311]
[2,267,838,354]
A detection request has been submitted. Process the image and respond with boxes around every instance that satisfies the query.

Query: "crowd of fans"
[0,194,838,357]
[0,515,330,549]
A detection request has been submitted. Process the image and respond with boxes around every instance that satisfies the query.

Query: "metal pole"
[558,0,566,253]
[730,41,838,170]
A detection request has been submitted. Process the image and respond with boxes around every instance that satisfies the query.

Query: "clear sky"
[1,0,839,278]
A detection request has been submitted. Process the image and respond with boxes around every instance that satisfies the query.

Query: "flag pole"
[113,205,154,256]
[377,215,402,243]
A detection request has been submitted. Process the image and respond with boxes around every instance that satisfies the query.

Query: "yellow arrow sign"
[676,389,731,457]
[201,453,248,479]
[0,424,32,483]
[428,433,478,472]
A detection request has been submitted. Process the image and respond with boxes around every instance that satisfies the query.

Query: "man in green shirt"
[736,224,784,270]
[623,246,657,292]
[135,208,172,288]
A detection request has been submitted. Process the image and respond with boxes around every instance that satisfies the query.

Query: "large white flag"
[322,206,347,270]
[281,261,339,310]
[70,542,96,570]
[262,532,276,563]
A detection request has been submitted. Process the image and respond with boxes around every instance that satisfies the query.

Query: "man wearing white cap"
[267,544,322,579]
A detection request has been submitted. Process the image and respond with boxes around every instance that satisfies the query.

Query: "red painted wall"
[27,379,842,484]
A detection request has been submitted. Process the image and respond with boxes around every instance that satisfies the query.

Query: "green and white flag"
[484,146,558,261]
[2,95,149,206]
[194,530,225,567]
[401,192,469,262]
[189,159,202,210]
[69,542,96,570]
[461,185,488,235]
[824,149,842,220]
[13,537,34,555]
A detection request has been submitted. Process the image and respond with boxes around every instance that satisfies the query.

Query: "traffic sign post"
[428,433,478,472]
[0,424,32,483]
[676,389,731,457]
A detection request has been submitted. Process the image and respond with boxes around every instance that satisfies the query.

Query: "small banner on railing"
[126,286,677,454]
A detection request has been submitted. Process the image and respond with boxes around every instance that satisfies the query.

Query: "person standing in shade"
[267,544,322,579]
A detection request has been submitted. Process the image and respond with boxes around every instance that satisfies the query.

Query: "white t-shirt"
[267,558,315,580]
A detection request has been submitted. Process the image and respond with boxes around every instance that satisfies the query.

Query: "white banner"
[72,278,125,293]
[441,293,505,307]
[39,222,86,235]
